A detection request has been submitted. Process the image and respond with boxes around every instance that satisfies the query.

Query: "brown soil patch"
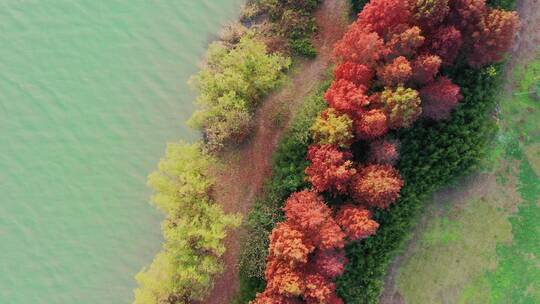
[200,1,350,303]
[379,1,540,303]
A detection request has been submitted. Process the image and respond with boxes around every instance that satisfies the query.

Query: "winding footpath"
[200,0,350,303]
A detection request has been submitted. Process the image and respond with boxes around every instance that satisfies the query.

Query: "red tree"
[324,79,369,116]
[312,250,348,279]
[386,26,425,58]
[283,190,332,234]
[336,204,380,240]
[269,222,314,266]
[350,164,404,208]
[357,0,411,37]
[303,273,338,304]
[411,54,442,85]
[368,138,400,165]
[251,290,303,304]
[424,26,463,66]
[411,0,450,30]
[468,9,519,67]
[305,145,356,195]
[377,56,413,86]
[449,0,487,35]
[264,258,305,297]
[315,220,346,250]
[354,109,389,140]
[420,76,463,120]
[333,24,387,66]
[334,62,374,87]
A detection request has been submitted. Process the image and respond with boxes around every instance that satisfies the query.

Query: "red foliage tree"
[468,9,519,67]
[377,56,413,86]
[350,164,404,209]
[368,138,400,165]
[411,54,442,85]
[411,0,450,30]
[283,190,333,232]
[354,109,389,140]
[324,79,369,116]
[449,0,487,35]
[334,62,374,87]
[251,290,303,304]
[386,26,425,58]
[357,0,411,37]
[312,250,348,279]
[269,222,314,266]
[264,258,306,297]
[303,273,338,304]
[333,24,387,66]
[315,220,346,250]
[305,145,356,195]
[420,76,463,120]
[336,204,380,240]
[424,26,463,66]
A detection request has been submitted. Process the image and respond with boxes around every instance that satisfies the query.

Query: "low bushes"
[241,0,322,56]
[188,36,291,151]
[133,143,241,303]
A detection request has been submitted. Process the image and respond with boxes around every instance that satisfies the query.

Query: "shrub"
[290,38,317,58]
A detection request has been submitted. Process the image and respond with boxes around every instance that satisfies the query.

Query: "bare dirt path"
[200,1,350,303]
[379,1,540,303]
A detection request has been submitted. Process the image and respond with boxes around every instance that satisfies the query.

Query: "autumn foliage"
[253,0,518,302]
[368,138,400,165]
[252,190,365,303]
[336,205,380,240]
[305,145,356,195]
[420,77,463,120]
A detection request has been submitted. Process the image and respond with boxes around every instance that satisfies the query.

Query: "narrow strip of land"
[200,1,350,303]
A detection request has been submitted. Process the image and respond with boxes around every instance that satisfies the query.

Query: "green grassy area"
[394,55,540,303]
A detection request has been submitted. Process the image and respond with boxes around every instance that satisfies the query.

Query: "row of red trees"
[253,0,518,303]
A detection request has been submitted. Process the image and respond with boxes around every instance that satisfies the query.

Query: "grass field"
[392,56,540,304]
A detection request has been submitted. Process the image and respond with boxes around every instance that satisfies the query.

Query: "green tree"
[133,142,241,304]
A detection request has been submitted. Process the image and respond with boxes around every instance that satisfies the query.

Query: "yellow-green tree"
[133,142,240,304]
[189,36,291,150]
[310,108,354,147]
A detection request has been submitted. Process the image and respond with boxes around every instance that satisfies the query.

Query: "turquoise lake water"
[0,1,243,303]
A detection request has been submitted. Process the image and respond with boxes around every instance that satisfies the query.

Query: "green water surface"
[0,1,243,303]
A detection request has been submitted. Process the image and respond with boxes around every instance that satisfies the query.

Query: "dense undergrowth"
[133,1,324,304]
[236,0,518,303]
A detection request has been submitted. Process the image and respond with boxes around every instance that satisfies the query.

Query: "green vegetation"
[234,81,329,303]
[350,0,369,14]
[397,198,512,303]
[189,37,290,151]
[241,0,322,56]
[133,143,241,303]
[393,57,540,303]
